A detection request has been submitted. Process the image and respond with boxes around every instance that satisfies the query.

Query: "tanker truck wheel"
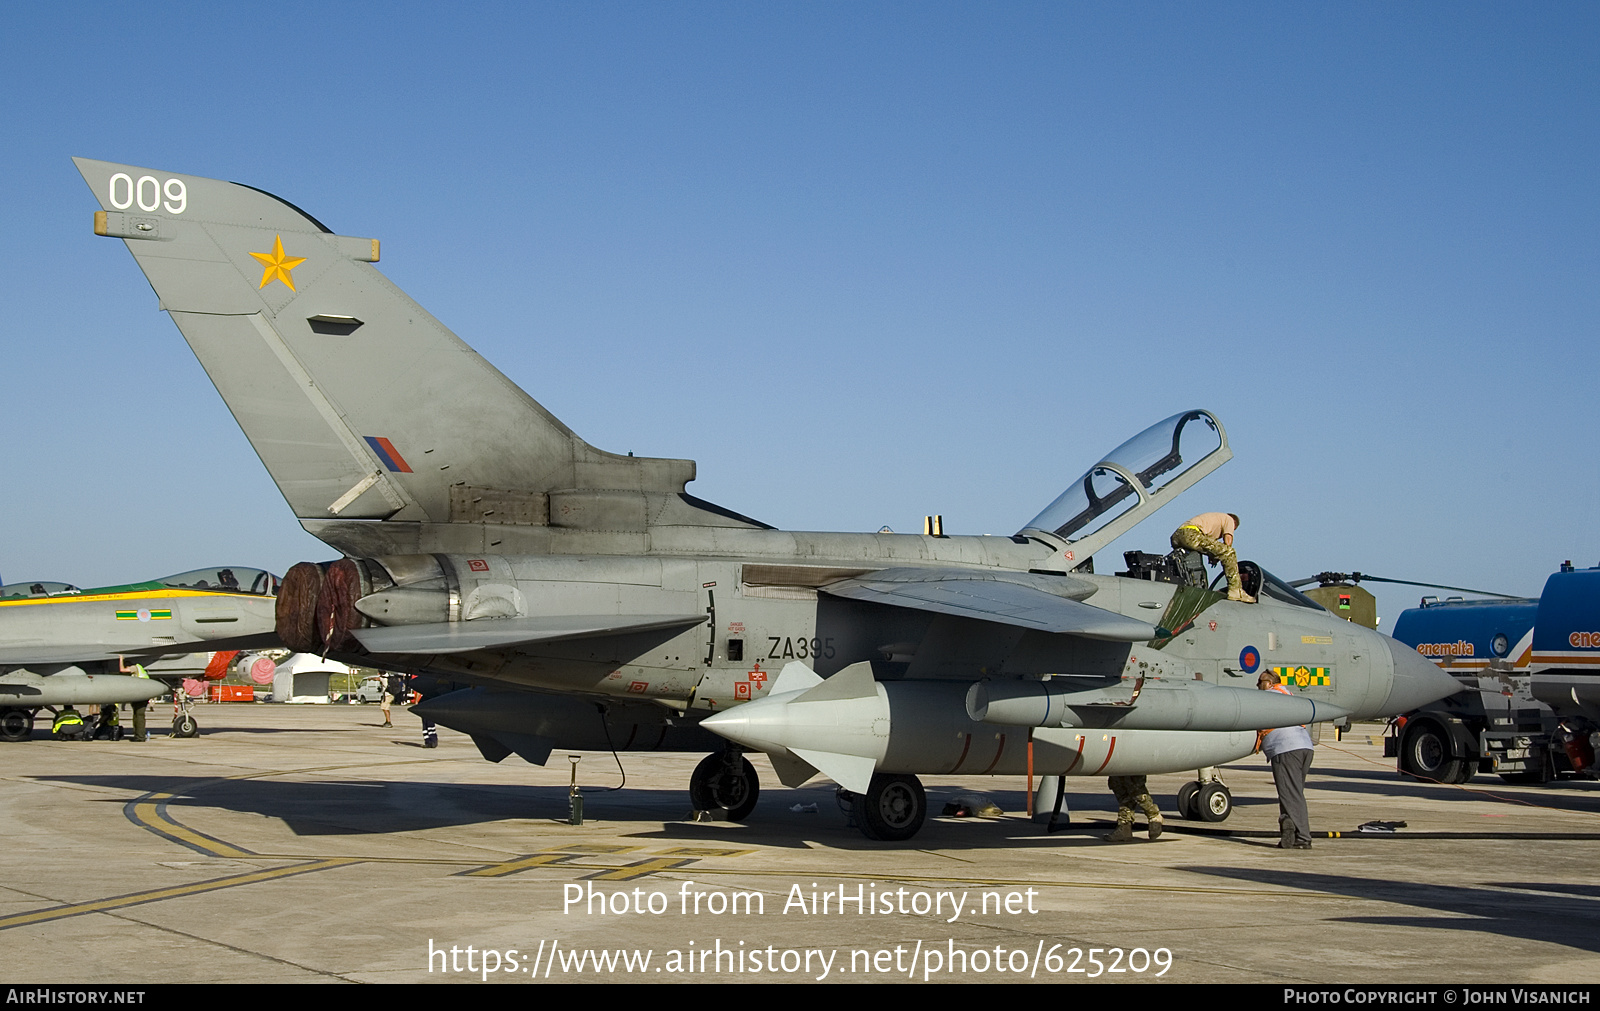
[857,773,926,842]
[689,752,759,821]
[1400,720,1463,784]
[0,708,34,742]
[1198,782,1232,822]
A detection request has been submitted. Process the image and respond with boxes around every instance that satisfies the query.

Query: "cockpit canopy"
[1020,410,1229,557]
[157,567,278,596]
[0,581,82,599]
[1214,562,1328,612]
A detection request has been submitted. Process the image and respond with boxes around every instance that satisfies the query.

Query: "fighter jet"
[75,159,1457,838]
[0,566,280,739]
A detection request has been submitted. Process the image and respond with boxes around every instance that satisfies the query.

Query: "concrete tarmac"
[3,703,1600,984]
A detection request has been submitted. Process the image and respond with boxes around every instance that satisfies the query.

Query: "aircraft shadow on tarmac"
[1300,765,1600,816]
[1190,865,1600,954]
[34,774,1233,852]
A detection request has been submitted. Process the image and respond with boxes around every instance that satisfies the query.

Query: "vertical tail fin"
[76,159,762,552]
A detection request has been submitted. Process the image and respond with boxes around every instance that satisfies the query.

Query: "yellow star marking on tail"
[248,235,307,291]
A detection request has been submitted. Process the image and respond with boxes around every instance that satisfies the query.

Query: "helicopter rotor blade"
[1288,571,1521,599]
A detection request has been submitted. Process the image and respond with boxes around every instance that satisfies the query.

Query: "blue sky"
[3,3,1595,626]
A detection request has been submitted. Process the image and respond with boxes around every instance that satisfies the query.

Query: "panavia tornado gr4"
[75,159,1457,840]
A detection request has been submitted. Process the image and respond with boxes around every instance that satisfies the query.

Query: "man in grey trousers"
[1258,670,1315,849]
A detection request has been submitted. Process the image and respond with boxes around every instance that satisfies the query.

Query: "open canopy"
[1020,409,1230,560]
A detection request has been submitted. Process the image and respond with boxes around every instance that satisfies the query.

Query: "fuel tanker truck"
[1384,561,1600,784]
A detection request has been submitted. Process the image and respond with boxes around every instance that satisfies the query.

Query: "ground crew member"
[380,673,405,728]
[1105,775,1163,843]
[1171,512,1253,602]
[117,656,150,741]
[93,704,123,740]
[1257,671,1315,849]
[51,706,88,740]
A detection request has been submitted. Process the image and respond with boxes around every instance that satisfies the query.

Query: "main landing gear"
[689,751,760,821]
[1175,768,1232,822]
[0,708,36,742]
[841,773,928,842]
[686,754,932,841]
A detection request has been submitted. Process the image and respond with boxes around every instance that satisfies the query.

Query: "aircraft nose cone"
[1381,637,1463,714]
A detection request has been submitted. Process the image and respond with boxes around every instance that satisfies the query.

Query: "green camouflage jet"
[76,159,1457,839]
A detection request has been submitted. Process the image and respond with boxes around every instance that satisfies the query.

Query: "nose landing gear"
[689,751,760,821]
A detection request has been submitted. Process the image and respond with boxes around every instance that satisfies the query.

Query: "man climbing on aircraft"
[1171,512,1254,603]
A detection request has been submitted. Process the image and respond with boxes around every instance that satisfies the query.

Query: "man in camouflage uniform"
[1171,511,1254,603]
[1106,775,1163,843]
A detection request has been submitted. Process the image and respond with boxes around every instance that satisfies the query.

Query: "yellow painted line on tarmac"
[126,793,257,859]
[584,857,697,881]
[0,859,359,931]
[652,846,753,858]
[460,852,580,878]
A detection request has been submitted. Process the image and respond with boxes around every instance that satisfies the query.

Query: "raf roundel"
[1239,645,1261,674]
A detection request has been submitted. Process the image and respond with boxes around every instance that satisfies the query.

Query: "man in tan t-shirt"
[1171,512,1254,603]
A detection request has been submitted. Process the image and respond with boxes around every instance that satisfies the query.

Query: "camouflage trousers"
[1171,525,1242,595]
[1109,775,1161,825]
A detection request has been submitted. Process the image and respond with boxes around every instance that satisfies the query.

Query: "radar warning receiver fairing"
[76,159,1458,839]
[0,567,280,740]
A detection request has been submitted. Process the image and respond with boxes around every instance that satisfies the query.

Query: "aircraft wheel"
[172,715,199,739]
[1176,781,1201,820]
[857,773,926,842]
[1400,720,1462,783]
[1197,782,1232,822]
[0,708,34,742]
[689,752,759,821]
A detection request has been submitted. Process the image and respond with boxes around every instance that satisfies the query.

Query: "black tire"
[1176,781,1200,820]
[0,708,34,742]
[1400,720,1462,783]
[857,773,927,842]
[172,714,199,739]
[689,753,759,821]
[1198,782,1232,822]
